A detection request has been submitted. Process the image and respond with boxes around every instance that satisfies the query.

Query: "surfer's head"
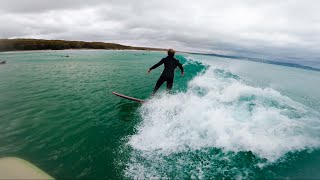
[168,49,175,57]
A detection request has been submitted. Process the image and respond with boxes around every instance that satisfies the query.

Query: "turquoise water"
[0,50,319,179]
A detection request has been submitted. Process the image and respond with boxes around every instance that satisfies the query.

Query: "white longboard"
[112,92,145,103]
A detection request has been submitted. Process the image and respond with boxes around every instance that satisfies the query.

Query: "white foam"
[128,66,320,162]
[125,62,320,178]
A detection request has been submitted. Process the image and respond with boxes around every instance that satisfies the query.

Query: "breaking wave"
[125,58,320,178]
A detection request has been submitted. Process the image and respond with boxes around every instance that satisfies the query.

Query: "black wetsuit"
[150,56,184,93]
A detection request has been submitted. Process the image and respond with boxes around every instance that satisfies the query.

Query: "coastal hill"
[0,39,166,52]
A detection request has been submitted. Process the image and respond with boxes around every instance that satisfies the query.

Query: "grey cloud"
[0,0,106,13]
[0,0,319,64]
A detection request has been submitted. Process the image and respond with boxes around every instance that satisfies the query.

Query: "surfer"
[148,49,184,94]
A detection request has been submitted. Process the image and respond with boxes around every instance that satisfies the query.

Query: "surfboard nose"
[112,92,145,103]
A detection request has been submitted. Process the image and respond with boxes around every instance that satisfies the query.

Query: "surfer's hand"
[147,69,151,74]
[182,72,184,76]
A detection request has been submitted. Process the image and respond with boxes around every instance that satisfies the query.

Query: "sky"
[0,0,320,63]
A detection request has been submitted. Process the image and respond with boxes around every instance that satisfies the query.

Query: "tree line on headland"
[0,39,166,52]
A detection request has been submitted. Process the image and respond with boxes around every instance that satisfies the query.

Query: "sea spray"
[126,64,320,178]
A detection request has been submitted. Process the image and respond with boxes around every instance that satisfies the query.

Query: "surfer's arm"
[148,59,164,73]
[178,63,184,76]
[149,59,165,71]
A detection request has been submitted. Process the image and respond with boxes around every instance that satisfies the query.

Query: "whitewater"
[125,54,320,179]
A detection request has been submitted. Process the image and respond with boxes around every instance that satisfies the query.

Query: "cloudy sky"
[1,0,320,62]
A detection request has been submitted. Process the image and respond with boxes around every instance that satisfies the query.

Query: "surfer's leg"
[153,76,165,94]
[166,78,173,91]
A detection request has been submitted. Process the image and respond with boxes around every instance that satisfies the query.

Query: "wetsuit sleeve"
[150,58,165,70]
[178,62,184,73]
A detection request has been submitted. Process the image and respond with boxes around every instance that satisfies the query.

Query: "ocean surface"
[0,50,319,179]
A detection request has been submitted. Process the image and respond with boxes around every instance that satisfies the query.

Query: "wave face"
[125,59,320,179]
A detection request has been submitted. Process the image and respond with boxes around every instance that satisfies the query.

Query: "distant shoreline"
[0,49,168,53]
[0,38,167,52]
[2,38,318,72]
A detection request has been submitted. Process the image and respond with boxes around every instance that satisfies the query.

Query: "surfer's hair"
[168,49,175,57]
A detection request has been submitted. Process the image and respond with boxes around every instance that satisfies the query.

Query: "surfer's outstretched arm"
[148,59,165,73]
